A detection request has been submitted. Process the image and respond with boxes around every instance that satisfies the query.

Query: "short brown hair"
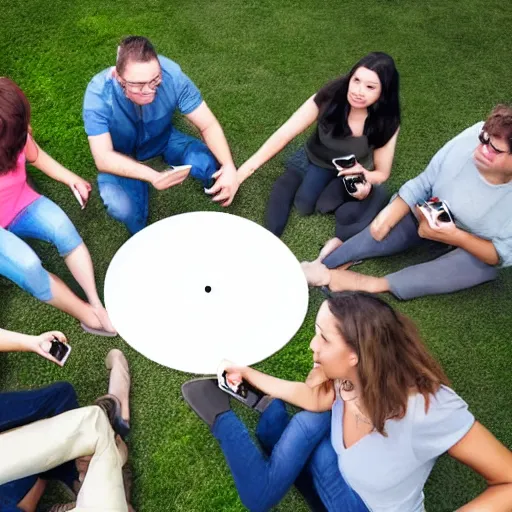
[0,77,30,174]
[116,36,158,75]
[483,104,512,152]
[327,292,449,435]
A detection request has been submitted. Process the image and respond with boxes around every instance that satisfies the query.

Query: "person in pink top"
[0,77,115,336]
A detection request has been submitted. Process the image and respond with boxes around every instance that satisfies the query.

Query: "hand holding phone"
[332,155,367,195]
[152,165,192,191]
[217,360,265,408]
[417,199,454,228]
[32,331,71,366]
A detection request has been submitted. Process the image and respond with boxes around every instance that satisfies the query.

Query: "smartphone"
[343,174,366,195]
[332,155,357,169]
[49,337,72,365]
[217,370,265,408]
[72,186,86,210]
[167,164,192,175]
[417,199,454,227]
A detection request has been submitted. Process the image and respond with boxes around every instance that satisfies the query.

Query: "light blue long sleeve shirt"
[398,122,512,267]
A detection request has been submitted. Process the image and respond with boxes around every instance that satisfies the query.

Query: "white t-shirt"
[330,385,475,512]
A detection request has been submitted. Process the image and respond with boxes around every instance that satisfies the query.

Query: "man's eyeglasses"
[478,130,509,155]
[119,74,162,93]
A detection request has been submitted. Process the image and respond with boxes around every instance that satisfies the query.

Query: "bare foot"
[92,305,117,334]
[106,350,130,423]
[301,261,331,287]
[316,237,343,262]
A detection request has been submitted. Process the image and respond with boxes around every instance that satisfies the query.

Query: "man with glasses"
[83,36,238,234]
[302,104,512,300]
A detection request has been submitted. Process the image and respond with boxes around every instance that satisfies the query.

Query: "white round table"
[104,212,309,374]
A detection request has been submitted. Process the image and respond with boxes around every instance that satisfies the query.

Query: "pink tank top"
[0,151,41,228]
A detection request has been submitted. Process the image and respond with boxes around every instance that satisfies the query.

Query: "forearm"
[0,329,33,353]
[384,196,411,227]
[241,367,326,411]
[238,125,297,183]
[451,230,500,266]
[457,483,512,511]
[94,151,158,182]
[366,168,390,185]
[30,148,77,185]
[200,123,234,167]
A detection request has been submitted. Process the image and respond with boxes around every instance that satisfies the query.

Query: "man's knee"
[184,143,218,185]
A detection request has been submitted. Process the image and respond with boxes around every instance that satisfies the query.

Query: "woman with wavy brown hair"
[0,77,115,335]
[182,292,512,511]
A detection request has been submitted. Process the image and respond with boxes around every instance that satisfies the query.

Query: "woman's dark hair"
[326,292,449,435]
[316,52,400,148]
[116,36,158,75]
[0,77,30,174]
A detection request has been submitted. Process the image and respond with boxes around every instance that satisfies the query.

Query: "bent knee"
[294,193,316,216]
[99,183,136,223]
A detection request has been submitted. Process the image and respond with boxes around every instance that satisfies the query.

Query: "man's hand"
[205,163,239,207]
[150,168,189,191]
[416,206,458,244]
[68,177,92,208]
[25,331,69,366]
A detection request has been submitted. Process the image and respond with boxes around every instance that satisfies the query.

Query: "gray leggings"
[322,212,498,300]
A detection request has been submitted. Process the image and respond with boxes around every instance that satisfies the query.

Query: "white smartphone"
[72,186,85,210]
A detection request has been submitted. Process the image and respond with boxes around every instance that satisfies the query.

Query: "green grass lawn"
[1,0,511,510]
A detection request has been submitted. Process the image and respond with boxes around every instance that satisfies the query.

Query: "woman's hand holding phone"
[28,331,69,366]
[69,178,92,210]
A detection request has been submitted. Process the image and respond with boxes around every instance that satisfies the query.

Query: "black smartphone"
[343,174,365,195]
[49,337,71,364]
[332,155,357,169]
[218,370,265,408]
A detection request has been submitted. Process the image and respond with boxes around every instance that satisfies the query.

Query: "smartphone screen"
[49,338,71,364]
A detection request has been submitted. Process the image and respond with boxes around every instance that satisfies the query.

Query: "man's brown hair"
[0,77,30,174]
[483,104,512,152]
[327,292,450,435]
[116,36,158,75]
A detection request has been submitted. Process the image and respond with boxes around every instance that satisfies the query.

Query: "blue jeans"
[212,400,369,512]
[0,196,83,301]
[0,383,79,510]
[98,129,218,234]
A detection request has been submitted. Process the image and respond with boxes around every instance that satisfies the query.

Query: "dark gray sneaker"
[181,378,231,428]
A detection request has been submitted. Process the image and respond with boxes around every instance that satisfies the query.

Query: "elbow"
[92,154,110,173]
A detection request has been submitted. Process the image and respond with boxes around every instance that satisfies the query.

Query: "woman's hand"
[25,331,68,366]
[68,176,92,208]
[305,366,330,388]
[352,180,372,200]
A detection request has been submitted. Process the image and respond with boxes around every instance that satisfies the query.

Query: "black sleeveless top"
[305,123,374,171]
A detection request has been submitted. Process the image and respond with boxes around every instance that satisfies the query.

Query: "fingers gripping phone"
[417,199,454,228]
[332,155,366,195]
[50,337,72,365]
[217,370,265,408]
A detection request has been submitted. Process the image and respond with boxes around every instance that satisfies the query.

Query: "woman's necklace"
[340,384,373,429]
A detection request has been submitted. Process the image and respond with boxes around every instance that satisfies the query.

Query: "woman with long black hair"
[235,52,400,240]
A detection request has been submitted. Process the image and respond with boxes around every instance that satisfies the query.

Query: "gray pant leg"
[322,212,424,269]
[386,248,498,300]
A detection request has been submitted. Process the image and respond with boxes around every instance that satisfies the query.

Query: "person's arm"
[236,95,320,184]
[229,365,335,412]
[0,328,68,366]
[26,135,92,204]
[338,127,400,186]
[369,195,411,241]
[87,133,187,191]
[184,101,238,206]
[449,422,512,511]
[415,208,500,265]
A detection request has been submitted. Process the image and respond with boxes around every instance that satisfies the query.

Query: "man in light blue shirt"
[302,105,512,299]
[83,36,238,234]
